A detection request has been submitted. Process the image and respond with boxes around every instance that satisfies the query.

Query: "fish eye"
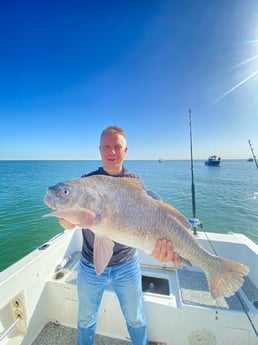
[63,187,69,195]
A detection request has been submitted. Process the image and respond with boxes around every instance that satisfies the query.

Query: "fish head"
[44,181,77,210]
[44,178,104,212]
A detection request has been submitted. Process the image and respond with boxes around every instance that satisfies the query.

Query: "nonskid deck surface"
[177,269,258,311]
[31,323,163,345]
[31,322,132,345]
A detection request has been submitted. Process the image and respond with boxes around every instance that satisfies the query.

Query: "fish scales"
[44,174,249,299]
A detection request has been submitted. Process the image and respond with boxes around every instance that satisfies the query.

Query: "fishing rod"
[189,109,196,222]
[188,109,202,234]
[248,139,258,170]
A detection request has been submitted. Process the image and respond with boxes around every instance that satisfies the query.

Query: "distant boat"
[158,158,163,163]
[247,157,254,162]
[205,155,221,166]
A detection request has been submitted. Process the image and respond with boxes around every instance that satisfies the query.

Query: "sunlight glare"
[212,37,258,104]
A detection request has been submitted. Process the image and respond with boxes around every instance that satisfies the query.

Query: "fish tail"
[206,257,249,299]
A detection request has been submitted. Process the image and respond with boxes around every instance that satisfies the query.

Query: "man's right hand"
[152,239,181,267]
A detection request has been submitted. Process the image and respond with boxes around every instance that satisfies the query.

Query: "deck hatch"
[142,275,170,295]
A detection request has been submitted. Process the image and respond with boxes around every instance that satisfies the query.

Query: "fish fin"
[180,257,192,267]
[93,235,114,275]
[118,178,150,196]
[43,208,99,228]
[120,178,190,229]
[206,257,249,299]
[155,200,190,229]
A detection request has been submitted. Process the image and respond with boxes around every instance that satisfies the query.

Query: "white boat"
[0,227,258,345]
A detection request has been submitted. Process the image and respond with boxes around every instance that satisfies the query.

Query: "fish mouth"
[44,194,58,210]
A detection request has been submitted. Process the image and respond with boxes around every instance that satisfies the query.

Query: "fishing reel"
[189,218,203,228]
[189,218,203,235]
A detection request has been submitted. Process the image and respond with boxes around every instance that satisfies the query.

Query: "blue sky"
[1,0,258,160]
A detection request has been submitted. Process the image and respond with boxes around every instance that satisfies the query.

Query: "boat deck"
[30,251,258,345]
[31,285,258,345]
[32,252,258,345]
[32,322,132,345]
[1,229,257,345]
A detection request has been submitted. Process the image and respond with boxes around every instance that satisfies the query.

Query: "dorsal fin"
[155,200,190,229]
[118,177,150,197]
[119,177,190,229]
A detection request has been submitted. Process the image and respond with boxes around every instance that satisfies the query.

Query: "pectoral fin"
[93,235,114,275]
[43,208,99,228]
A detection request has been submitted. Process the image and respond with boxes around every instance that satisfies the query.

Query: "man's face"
[99,132,128,172]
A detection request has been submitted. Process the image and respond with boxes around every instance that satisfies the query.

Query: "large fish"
[44,175,249,299]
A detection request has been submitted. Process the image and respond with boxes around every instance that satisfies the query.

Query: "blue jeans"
[77,254,147,345]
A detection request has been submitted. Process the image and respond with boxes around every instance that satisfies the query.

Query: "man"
[60,126,180,345]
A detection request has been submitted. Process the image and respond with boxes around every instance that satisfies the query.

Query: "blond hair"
[100,126,126,141]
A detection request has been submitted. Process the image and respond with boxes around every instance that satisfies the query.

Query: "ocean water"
[0,160,258,272]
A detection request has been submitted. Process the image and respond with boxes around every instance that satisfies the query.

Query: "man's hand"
[152,239,181,267]
[59,218,75,230]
